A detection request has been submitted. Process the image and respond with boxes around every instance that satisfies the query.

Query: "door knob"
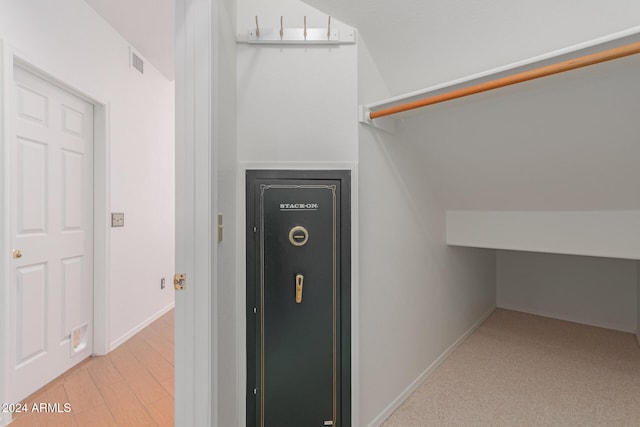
[295,274,304,304]
[12,249,23,259]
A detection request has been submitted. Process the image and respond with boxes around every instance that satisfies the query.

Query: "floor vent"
[130,48,144,75]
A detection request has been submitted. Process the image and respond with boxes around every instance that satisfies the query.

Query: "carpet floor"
[383,309,640,426]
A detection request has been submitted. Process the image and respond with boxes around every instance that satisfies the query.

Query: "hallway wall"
[0,0,175,350]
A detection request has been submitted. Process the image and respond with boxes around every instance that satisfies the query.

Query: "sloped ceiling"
[303,0,640,214]
[84,0,175,81]
[303,0,640,99]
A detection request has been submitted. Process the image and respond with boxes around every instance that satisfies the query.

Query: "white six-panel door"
[9,66,93,403]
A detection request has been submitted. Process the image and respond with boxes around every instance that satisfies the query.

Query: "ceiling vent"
[129,47,144,75]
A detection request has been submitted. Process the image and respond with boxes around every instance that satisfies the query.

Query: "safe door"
[246,171,350,427]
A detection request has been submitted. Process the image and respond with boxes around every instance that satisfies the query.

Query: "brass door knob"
[12,249,23,259]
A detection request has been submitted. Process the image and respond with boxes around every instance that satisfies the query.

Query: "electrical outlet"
[160,277,165,289]
[111,212,124,227]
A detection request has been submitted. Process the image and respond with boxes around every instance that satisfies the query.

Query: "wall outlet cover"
[111,212,124,227]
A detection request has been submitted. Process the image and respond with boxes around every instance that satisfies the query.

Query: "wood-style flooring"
[10,309,174,426]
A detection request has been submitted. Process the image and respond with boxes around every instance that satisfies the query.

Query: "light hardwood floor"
[10,309,174,426]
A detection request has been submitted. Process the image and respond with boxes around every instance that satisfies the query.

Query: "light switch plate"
[111,212,124,227]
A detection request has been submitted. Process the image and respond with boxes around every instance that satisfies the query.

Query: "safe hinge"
[253,226,257,233]
[253,388,257,395]
[174,274,186,290]
[253,307,257,314]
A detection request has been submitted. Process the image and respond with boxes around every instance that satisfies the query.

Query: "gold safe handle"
[295,274,304,303]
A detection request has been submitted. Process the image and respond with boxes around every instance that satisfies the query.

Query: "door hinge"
[253,226,257,233]
[217,214,223,242]
[174,273,186,290]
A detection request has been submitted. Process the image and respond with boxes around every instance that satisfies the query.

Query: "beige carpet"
[383,309,640,426]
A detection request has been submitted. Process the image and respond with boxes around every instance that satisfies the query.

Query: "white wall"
[497,251,637,332]
[355,38,497,426]
[358,132,496,426]
[395,45,640,213]
[236,9,358,163]
[0,0,175,349]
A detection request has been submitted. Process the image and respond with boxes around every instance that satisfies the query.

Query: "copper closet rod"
[369,41,640,120]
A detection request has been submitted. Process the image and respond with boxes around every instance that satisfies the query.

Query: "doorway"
[246,170,351,427]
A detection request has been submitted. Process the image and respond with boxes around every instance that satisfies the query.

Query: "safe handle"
[295,274,304,303]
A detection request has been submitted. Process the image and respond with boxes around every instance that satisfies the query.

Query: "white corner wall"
[497,250,638,332]
[356,37,497,427]
[358,132,496,426]
[0,0,175,350]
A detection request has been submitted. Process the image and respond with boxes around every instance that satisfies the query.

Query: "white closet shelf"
[446,210,640,261]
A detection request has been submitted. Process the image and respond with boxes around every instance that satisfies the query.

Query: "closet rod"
[369,41,640,120]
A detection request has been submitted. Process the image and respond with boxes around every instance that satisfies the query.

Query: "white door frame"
[175,0,215,425]
[0,40,111,426]
[0,39,11,427]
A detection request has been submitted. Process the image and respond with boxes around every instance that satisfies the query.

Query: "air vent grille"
[130,50,144,75]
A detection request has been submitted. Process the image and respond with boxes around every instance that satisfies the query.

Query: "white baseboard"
[497,303,634,333]
[108,302,175,351]
[367,305,496,427]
